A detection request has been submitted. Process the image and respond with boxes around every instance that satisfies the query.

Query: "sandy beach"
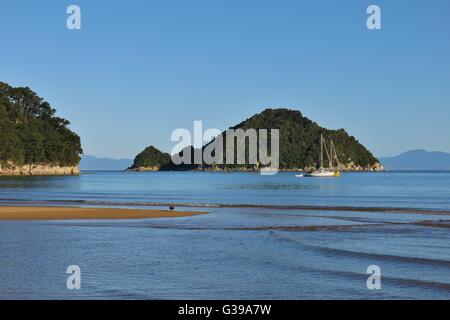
[0,206,206,221]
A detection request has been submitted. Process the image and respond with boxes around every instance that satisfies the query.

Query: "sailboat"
[304,135,341,177]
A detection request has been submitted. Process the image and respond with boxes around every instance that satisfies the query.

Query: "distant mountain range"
[80,155,132,171]
[379,150,450,170]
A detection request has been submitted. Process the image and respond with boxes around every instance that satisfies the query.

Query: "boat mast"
[330,140,340,169]
[323,140,332,169]
[329,142,333,168]
[320,135,323,169]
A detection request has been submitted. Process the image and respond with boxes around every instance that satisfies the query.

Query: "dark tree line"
[182,108,379,170]
[132,108,380,171]
[131,146,171,168]
[0,82,82,167]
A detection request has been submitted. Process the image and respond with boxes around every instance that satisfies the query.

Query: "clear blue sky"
[1,0,449,158]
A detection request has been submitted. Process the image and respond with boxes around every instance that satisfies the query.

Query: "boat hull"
[304,170,340,177]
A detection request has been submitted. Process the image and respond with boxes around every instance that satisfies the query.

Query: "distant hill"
[379,150,450,170]
[132,108,382,172]
[213,108,381,171]
[80,155,132,171]
[127,146,171,171]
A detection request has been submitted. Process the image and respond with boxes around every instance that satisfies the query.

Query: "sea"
[0,171,449,299]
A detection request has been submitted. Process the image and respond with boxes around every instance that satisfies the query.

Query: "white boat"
[304,135,341,178]
[304,169,340,177]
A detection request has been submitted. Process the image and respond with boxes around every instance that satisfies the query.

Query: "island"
[0,82,82,176]
[127,146,172,171]
[130,108,383,172]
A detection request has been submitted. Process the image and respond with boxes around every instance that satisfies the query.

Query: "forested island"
[129,108,383,172]
[0,82,82,176]
[129,146,172,171]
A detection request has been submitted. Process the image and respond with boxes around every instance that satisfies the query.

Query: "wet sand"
[3,200,450,216]
[0,206,206,221]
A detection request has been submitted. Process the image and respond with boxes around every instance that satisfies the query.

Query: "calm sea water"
[1,171,450,299]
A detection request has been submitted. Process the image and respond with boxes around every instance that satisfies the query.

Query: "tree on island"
[0,82,82,167]
[130,146,171,169]
[130,108,381,171]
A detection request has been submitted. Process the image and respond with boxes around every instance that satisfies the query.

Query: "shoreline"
[0,164,80,177]
[0,206,206,221]
[126,168,385,173]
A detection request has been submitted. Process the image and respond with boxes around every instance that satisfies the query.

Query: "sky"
[0,0,449,158]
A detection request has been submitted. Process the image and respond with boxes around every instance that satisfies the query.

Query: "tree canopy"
[0,82,82,167]
[132,108,380,171]
[225,108,379,169]
[131,146,171,168]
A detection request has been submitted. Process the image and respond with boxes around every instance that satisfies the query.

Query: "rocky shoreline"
[0,164,80,176]
[127,166,161,172]
[127,162,384,173]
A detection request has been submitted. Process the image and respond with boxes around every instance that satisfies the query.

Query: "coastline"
[0,206,206,221]
[0,164,80,176]
[2,199,449,216]
[127,164,385,173]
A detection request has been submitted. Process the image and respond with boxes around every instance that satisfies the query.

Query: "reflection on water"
[1,171,450,299]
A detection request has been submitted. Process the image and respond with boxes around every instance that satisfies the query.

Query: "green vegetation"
[133,108,380,171]
[224,108,379,169]
[0,82,82,167]
[130,146,171,168]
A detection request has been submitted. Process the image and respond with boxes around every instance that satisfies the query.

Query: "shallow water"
[0,171,449,299]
